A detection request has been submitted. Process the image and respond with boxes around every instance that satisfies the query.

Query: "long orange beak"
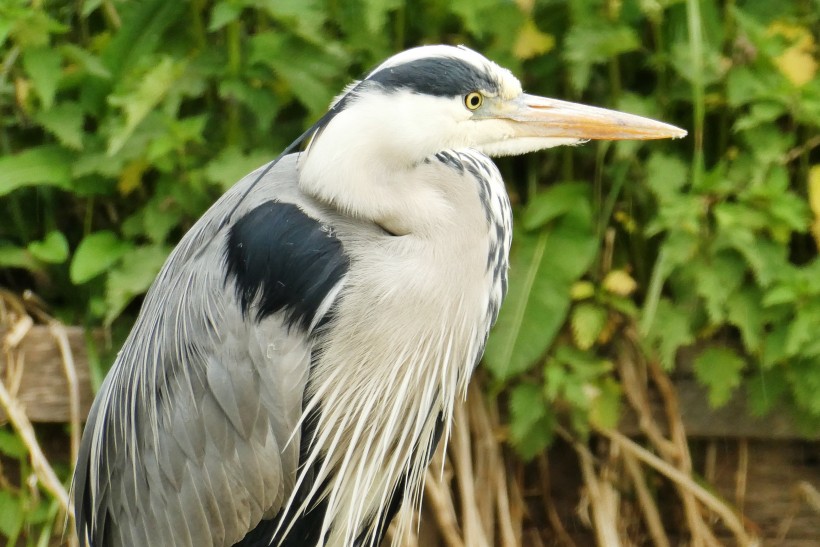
[502,94,687,140]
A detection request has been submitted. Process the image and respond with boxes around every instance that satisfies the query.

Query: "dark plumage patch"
[435,150,465,174]
[225,201,348,330]
[368,56,499,97]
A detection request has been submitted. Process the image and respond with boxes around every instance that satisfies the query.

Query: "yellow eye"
[464,92,483,110]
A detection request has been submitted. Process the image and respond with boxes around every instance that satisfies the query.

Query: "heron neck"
[297,150,462,237]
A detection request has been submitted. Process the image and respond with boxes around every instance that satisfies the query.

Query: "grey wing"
[73,155,348,547]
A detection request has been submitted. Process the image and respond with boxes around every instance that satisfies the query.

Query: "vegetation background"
[0,0,818,544]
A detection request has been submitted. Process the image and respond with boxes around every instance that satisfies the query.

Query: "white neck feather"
[286,149,511,546]
[298,91,475,236]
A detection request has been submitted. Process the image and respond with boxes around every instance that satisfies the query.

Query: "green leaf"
[35,102,85,150]
[589,377,621,430]
[0,145,72,196]
[107,56,187,154]
[563,23,640,91]
[100,0,184,80]
[647,197,704,238]
[60,43,111,79]
[645,298,693,369]
[72,149,127,179]
[70,231,133,284]
[522,182,589,231]
[553,345,613,383]
[0,17,12,47]
[146,115,208,163]
[104,245,170,324]
[514,18,555,60]
[208,1,242,31]
[508,382,553,460]
[786,358,820,416]
[0,245,38,270]
[763,284,797,307]
[218,79,280,130]
[22,47,62,109]
[743,125,795,165]
[718,230,786,288]
[571,302,607,350]
[28,231,69,264]
[6,9,66,48]
[204,147,273,190]
[726,287,764,353]
[725,66,782,107]
[693,347,746,407]
[485,207,596,380]
[0,428,27,458]
[0,490,23,539]
[714,202,769,232]
[766,192,810,236]
[122,191,183,244]
[746,367,788,416]
[258,0,328,42]
[248,32,348,116]
[734,101,787,131]
[449,0,507,37]
[785,301,820,357]
[694,252,747,324]
[644,152,690,202]
[80,0,105,17]
[762,322,789,369]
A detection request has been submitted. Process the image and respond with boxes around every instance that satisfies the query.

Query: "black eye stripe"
[367,57,499,97]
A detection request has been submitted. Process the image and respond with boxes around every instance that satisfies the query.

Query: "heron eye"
[464,92,483,111]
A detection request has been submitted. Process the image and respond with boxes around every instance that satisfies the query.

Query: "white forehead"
[369,45,523,99]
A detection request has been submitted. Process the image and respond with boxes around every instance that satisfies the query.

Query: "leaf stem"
[686,0,705,187]
[189,0,207,50]
[499,232,549,379]
[226,20,242,147]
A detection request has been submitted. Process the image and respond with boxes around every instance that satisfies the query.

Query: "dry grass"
[1,289,79,547]
[386,334,769,546]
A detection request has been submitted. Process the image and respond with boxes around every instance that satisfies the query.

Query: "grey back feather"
[74,155,331,547]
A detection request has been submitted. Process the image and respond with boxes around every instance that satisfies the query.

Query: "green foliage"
[485,0,820,451]
[693,347,747,407]
[509,382,554,460]
[70,231,132,284]
[484,184,597,380]
[1,2,819,538]
[0,426,64,547]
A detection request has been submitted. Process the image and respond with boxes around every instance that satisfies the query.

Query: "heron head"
[298,45,685,225]
[306,45,685,165]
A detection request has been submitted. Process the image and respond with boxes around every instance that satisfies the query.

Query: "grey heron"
[72,45,685,547]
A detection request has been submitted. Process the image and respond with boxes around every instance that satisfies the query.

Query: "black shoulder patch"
[224,201,348,329]
[368,56,500,97]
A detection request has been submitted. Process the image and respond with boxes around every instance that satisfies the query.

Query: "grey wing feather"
[73,155,331,547]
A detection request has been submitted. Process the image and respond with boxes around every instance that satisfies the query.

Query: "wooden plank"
[540,438,820,545]
[1,325,96,423]
[617,377,815,440]
[692,439,820,545]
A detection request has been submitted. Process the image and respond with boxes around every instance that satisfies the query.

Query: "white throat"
[298,91,474,235]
